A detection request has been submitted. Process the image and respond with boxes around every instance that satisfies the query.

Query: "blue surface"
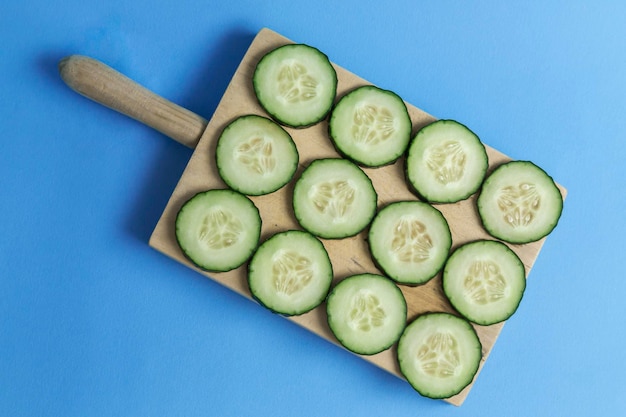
[2,1,625,416]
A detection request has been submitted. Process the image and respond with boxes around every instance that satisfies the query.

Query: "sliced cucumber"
[368,201,452,285]
[216,115,299,196]
[253,43,337,128]
[293,158,377,239]
[406,120,488,203]
[248,230,333,316]
[326,274,407,355]
[397,312,482,399]
[477,160,563,244]
[443,240,526,325]
[328,85,412,167]
[175,189,261,272]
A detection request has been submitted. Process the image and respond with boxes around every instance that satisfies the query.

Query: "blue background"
[2,1,625,416]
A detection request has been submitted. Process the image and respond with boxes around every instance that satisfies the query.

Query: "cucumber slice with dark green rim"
[326,274,407,355]
[293,158,378,239]
[477,160,563,244]
[329,85,412,167]
[397,312,482,399]
[175,189,261,272]
[443,240,526,325]
[368,201,452,285]
[216,115,299,196]
[248,230,333,316]
[406,120,488,203]
[253,43,337,128]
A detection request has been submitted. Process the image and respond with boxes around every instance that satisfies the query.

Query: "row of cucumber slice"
[174,42,563,400]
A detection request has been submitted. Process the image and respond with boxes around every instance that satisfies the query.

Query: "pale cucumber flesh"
[248,230,333,316]
[253,44,337,127]
[443,240,526,325]
[175,190,261,272]
[293,158,377,239]
[326,274,407,355]
[398,313,482,399]
[216,115,298,196]
[329,85,412,167]
[368,201,452,285]
[406,119,488,203]
[478,160,563,244]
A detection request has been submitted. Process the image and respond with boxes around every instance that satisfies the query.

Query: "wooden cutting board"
[148,27,566,406]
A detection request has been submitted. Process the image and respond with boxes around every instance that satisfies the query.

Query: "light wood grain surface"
[59,55,208,148]
[149,28,566,406]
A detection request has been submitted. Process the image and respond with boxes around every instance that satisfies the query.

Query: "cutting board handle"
[58,55,207,148]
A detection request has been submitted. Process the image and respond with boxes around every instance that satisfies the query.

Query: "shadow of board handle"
[58,55,208,149]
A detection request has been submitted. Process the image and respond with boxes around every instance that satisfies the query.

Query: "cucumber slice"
[326,273,407,355]
[248,230,333,316]
[292,158,377,239]
[477,160,563,244]
[175,189,261,272]
[368,201,452,285]
[443,240,526,325]
[397,312,482,399]
[406,120,488,203]
[253,44,337,128]
[329,85,412,167]
[216,115,299,196]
